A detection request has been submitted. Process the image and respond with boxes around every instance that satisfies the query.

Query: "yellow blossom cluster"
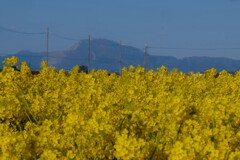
[2,56,18,66]
[1,57,240,159]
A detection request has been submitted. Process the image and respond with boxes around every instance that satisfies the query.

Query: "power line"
[55,57,87,61]
[0,26,45,35]
[14,55,43,58]
[148,46,240,51]
[51,33,83,41]
[12,54,87,61]
[0,26,85,41]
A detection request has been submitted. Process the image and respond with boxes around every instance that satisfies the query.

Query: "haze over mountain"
[1,39,240,73]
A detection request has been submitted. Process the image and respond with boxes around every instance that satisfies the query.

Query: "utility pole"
[46,27,49,66]
[88,35,91,73]
[119,41,123,74]
[144,45,148,69]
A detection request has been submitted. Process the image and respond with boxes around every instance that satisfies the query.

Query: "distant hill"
[1,38,240,73]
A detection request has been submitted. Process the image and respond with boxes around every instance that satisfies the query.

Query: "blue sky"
[1,0,240,59]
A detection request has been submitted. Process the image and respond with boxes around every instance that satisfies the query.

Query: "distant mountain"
[1,38,240,73]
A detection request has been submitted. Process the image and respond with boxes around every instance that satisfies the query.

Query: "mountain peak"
[68,41,82,51]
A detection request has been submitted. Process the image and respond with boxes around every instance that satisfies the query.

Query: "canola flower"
[0,57,240,159]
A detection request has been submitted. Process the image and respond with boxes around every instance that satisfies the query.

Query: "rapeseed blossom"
[0,57,240,159]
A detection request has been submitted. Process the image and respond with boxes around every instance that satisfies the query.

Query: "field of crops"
[1,57,240,159]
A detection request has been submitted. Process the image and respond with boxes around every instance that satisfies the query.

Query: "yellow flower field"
[1,57,240,159]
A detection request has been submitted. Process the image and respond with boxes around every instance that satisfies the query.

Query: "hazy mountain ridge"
[1,39,240,73]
